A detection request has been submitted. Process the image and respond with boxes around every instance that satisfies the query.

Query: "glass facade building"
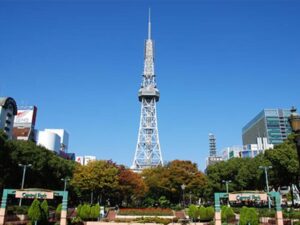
[242,109,292,145]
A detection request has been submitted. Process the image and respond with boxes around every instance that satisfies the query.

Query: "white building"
[35,129,69,153]
[222,138,274,160]
[0,97,17,139]
[35,130,61,152]
[75,156,96,165]
[222,146,243,160]
[44,129,69,152]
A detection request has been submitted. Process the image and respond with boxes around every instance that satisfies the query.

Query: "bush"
[55,203,62,220]
[28,199,41,223]
[239,207,258,225]
[78,204,91,221]
[118,208,173,216]
[221,206,235,223]
[90,204,100,220]
[159,196,171,208]
[199,206,207,221]
[206,206,215,221]
[41,200,49,222]
[188,205,200,221]
[134,216,173,225]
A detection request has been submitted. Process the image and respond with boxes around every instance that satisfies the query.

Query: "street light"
[259,165,272,209]
[18,163,32,206]
[222,180,232,206]
[61,177,70,192]
[222,180,232,195]
[289,107,300,172]
[181,184,186,208]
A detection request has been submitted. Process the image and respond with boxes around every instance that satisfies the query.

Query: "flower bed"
[118,208,174,216]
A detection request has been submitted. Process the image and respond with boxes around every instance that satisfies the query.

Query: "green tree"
[142,160,207,205]
[71,160,119,204]
[28,199,41,223]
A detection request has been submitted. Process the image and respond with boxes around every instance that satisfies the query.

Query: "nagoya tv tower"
[131,10,163,172]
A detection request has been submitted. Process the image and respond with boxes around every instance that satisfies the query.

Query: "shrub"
[55,203,62,220]
[206,206,215,221]
[28,199,41,223]
[199,206,207,221]
[221,206,235,223]
[118,208,173,216]
[134,216,173,225]
[188,204,200,221]
[41,200,49,222]
[159,196,171,208]
[77,204,91,221]
[239,207,258,225]
[90,204,100,220]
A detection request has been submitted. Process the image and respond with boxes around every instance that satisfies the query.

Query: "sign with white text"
[15,191,54,199]
[229,193,268,202]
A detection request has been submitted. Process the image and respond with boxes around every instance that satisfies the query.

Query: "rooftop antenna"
[148,8,151,39]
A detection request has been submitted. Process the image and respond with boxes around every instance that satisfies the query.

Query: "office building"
[13,105,37,141]
[0,97,17,139]
[242,109,292,146]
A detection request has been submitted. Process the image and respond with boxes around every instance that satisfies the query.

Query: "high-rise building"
[131,10,163,172]
[242,109,292,146]
[206,133,223,169]
[13,105,37,141]
[209,133,217,157]
[0,97,17,139]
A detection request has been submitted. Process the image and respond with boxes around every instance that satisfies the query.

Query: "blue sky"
[1,0,299,171]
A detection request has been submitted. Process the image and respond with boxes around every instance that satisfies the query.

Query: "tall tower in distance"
[131,10,163,172]
[209,133,217,157]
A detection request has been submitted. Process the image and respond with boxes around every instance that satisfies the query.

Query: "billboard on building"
[76,156,84,165]
[14,106,37,127]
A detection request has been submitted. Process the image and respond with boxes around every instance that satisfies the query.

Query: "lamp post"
[61,177,70,192]
[259,165,272,209]
[18,163,32,206]
[181,184,186,208]
[222,180,231,206]
[289,107,300,173]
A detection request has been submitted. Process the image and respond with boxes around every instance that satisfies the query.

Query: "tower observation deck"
[131,10,163,172]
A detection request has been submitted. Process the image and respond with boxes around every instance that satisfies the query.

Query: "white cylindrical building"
[36,130,61,152]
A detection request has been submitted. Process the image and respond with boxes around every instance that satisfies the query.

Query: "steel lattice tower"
[131,10,163,172]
